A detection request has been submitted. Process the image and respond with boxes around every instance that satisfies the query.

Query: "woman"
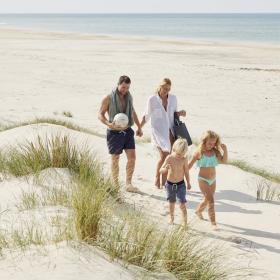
[141,78,186,188]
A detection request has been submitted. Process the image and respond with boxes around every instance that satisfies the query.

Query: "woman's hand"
[178,110,186,117]
[136,127,143,137]
[187,182,192,190]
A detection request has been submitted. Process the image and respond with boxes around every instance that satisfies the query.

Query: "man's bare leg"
[124,149,139,192]
[111,154,120,187]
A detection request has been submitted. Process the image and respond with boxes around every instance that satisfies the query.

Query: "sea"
[0,13,280,44]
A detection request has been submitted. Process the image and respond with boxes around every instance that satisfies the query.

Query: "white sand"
[0,27,279,279]
[0,27,279,173]
[0,124,279,279]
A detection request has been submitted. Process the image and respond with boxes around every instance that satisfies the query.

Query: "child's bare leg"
[195,197,207,220]
[169,202,175,224]
[179,203,187,226]
[208,182,217,226]
[196,180,209,220]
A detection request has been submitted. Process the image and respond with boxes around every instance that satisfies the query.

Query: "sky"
[0,0,280,14]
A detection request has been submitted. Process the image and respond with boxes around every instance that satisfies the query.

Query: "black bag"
[173,112,192,146]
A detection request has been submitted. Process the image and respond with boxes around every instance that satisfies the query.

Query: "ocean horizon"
[0,13,280,44]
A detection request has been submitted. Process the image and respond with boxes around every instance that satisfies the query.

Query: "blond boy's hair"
[172,138,188,157]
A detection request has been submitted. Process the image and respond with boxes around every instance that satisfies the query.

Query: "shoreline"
[1,25,280,50]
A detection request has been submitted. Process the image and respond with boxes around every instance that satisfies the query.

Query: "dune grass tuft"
[256,180,280,202]
[62,111,73,118]
[229,160,280,184]
[0,134,235,279]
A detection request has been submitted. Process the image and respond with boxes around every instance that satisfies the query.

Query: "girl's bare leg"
[196,180,209,220]
[196,180,216,226]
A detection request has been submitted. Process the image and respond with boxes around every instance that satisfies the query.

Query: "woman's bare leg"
[155,148,169,188]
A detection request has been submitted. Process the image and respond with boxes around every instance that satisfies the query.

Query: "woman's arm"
[141,97,152,128]
[132,110,143,137]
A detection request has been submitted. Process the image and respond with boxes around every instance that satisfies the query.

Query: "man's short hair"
[118,75,131,85]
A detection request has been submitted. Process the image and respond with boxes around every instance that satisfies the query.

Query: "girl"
[189,131,228,230]
[160,138,191,226]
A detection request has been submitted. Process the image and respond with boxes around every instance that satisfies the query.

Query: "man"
[98,75,143,192]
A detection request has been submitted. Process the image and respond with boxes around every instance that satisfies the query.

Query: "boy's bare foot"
[195,210,205,220]
[125,184,140,193]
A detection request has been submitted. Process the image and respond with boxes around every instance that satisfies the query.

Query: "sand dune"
[0,123,279,279]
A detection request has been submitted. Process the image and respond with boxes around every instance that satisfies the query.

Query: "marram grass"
[0,135,244,279]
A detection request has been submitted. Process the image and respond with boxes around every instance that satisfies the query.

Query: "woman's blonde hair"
[172,138,188,157]
[197,130,222,157]
[156,78,172,94]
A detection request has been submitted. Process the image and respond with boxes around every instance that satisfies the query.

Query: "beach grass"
[229,159,280,184]
[256,179,280,202]
[1,118,278,184]
[0,134,232,280]
[62,111,73,118]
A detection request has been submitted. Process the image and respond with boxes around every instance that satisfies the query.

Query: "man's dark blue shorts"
[106,127,135,155]
[165,180,187,204]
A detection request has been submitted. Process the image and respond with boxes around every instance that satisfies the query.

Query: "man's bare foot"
[195,210,205,220]
[125,184,140,193]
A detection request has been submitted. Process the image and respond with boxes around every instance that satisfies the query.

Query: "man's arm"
[98,95,113,128]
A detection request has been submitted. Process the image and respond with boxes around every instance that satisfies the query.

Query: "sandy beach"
[0,26,279,279]
[0,27,279,172]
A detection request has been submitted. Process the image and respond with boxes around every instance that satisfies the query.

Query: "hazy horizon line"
[1,12,280,15]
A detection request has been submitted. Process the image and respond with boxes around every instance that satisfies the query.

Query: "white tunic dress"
[144,94,178,152]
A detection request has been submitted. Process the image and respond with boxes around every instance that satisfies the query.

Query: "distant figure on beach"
[188,131,228,230]
[140,78,186,188]
[98,75,143,193]
[160,138,191,226]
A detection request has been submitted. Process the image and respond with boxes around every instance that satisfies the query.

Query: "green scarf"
[108,88,134,127]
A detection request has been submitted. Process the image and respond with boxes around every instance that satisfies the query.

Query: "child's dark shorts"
[106,127,135,155]
[165,180,187,204]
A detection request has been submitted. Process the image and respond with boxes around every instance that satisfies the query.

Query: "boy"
[160,138,191,226]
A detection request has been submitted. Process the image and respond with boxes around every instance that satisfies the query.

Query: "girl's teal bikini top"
[197,153,219,168]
